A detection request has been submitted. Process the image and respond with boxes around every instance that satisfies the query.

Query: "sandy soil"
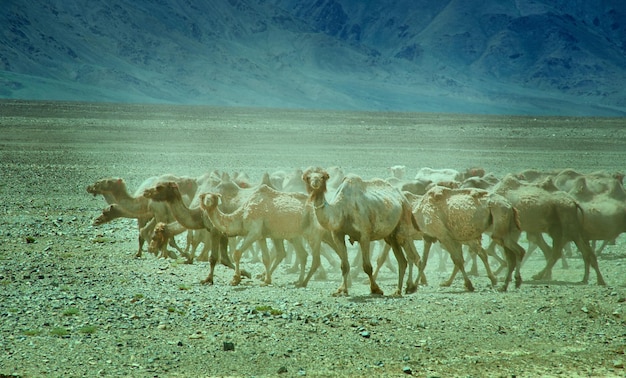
[0,100,625,377]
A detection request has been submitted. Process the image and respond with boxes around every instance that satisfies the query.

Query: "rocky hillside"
[1,0,625,115]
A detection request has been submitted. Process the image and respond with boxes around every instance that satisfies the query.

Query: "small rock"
[403,366,412,374]
[223,341,235,351]
[613,359,624,369]
[360,331,371,338]
[277,366,288,374]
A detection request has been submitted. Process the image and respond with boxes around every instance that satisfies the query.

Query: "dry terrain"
[0,100,625,377]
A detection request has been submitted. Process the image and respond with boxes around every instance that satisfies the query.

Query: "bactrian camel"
[199,185,329,287]
[142,181,247,285]
[87,175,196,258]
[414,186,526,292]
[302,167,421,297]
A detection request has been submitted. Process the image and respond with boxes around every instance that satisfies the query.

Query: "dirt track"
[0,100,625,377]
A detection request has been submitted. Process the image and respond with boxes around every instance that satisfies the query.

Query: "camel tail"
[411,212,420,232]
[512,207,522,231]
[574,201,584,224]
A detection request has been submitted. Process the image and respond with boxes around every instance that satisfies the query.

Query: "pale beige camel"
[87,175,196,257]
[199,185,328,287]
[142,181,248,285]
[414,186,526,292]
[493,175,606,286]
[302,167,421,297]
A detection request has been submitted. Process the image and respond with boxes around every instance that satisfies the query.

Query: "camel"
[302,167,421,297]
[87,175,196,257]
[142,180,244,285]
[413,186,526,292]
[493,175,606,286]
[199,185,332,287]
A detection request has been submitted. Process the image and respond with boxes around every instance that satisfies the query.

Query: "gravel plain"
[0,100,625,377]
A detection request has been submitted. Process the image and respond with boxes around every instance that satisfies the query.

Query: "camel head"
[86,177,124,196]
[143,182,180,201]
[199,192,221,211]
[149,222,168,254]
[302,167,329,194]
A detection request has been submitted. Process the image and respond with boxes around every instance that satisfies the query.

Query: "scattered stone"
[223,341,235,351]
[360,331,371,338]
[277,366,288,374]
[403,366,412,374]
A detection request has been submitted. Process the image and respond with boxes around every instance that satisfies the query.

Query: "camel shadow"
[524,279,587,287]
[347,294,400,303]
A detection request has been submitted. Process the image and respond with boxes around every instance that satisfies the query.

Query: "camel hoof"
[465,283,475,292]
[440,281,452,287]
[497,285,508,292]
[200,277,214,285]
[371,287,384,296]
[390,290,403,298]
[230,275,242,286]
[238,270,251,279]
[405,284,418,294]
[332,289,348,297]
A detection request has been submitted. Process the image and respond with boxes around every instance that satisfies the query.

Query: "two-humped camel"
[87,175,196,258]
[302,167,420,297]
[493,175,606,286]
[199,184,333,288]
[567,175,626,257]
[143,179,248,285]
[414,186,526,292]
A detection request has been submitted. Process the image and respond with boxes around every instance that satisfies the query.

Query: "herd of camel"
[86,165,624,296]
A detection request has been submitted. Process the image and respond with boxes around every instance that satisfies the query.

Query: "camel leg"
[136,217,154,258]
[574,238,606,285]
[350,248,363,279]
[283,238,307,286]
[200,231,221,285]
[331,233,350,296]
[418,238,435,286]
[442,240,474,292]
[402,240,420,294]
[499,238,526,291]
[373,243,390,281]
[470,241,497,287]
[257,238,274,285]
[230,232,260,286]
[384,238,407,297]
[359,237,383,295]
[299,237,322,288]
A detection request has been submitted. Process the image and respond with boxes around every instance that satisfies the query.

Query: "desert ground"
[0,100,625,377]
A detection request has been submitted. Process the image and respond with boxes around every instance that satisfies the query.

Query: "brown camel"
[414,186,526,292]
[87,175,196,257]
[302,167,420,297]
[143,180,246,285]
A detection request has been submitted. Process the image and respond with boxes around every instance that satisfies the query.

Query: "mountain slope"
[1,0,625,115]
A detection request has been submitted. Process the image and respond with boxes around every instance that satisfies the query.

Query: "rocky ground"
[0,100,625,377]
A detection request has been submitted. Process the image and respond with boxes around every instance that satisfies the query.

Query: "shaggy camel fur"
[303,167,420,297]
[414,186,526,292]
[199,185,332,287]
[87,175,196,257]
[493,175,606,286]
